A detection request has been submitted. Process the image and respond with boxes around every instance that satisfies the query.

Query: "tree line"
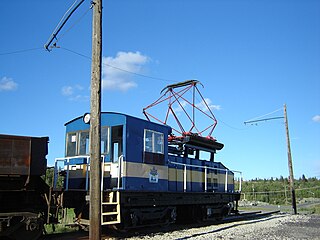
[236,175,320,205]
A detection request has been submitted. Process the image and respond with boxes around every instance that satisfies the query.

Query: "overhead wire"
[0,47,43,56]
[245,107,283,124]
[1,47,247,131]
[1,0,277,133]
[41,0,176,83]
[1,1,88,56]
[59,46,176,83]
[216,117,247,131]
[193,95,247,131]
[0,45,176,84]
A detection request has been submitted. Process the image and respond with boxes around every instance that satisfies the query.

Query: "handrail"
[54,155,105,191]
[117,155,124,190]
[168,160,242,192]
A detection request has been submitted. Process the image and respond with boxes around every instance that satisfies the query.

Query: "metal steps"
[101,191,120,225]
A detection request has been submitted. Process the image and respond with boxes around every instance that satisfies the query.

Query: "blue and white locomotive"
[54,110,241,228]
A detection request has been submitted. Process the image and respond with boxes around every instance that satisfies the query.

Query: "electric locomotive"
[53,111,241,229]
[0,80,241,237]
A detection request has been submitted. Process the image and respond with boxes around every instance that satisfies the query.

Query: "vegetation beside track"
[236,175,320,205]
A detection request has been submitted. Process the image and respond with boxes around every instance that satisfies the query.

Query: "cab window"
[79,131,90,155]
[144,129,164,154]
[66,126,110,157]
[144,129,164,165]
[101,127,110,154]
[66,133,77,157]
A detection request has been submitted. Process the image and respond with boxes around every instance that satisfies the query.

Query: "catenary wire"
[0,45,177,84]
[59,46,176,83]
[0,47,43,56]
[245,107,283,123]
[193,95,247,131]
[1,46,247,130]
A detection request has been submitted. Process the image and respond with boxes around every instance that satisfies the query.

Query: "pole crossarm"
[244,116,284,125]
[44,0,85,51]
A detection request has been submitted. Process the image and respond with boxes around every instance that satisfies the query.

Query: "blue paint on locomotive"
[62,112,235,193]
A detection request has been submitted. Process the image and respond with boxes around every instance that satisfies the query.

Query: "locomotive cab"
[55,112,171,192]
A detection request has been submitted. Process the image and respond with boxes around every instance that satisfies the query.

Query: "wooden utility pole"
[89,0,102,239]
[244,105,297,214]
[284,104,297,214]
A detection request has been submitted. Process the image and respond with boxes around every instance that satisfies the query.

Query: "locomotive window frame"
[66,132,77,157]
[143,129,164,154]
[101,126,110,155]
[79,130,90,155]
[65,126,110,157]
[143,129,165,165]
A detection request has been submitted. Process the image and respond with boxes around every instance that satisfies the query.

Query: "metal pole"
[89,0,102,239]
[284,104,297,214]
[225,170,228,192]
[204,167,207,192]
[183,165,187,192]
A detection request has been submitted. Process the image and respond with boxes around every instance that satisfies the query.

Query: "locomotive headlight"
[83,113,91,124]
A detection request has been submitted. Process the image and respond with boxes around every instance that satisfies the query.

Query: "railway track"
[44,210,281,239]
[222,210,280,223]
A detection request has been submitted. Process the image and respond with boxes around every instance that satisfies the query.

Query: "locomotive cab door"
[109,125,123,189]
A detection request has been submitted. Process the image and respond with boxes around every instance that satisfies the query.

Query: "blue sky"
[1,0,319,180]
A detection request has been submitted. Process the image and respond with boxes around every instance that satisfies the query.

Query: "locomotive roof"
[64,112,172,130]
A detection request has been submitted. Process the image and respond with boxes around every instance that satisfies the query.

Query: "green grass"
[45,208,79,234]
[299,204,320,214]
[238,202,320,215]
[45,223,79,234]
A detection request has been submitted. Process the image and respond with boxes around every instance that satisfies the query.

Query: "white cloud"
[61,85,88,102]
[0,77,18,91]
[102,51,149,92]
[196,98,221,112]
[173,100,188,113]
[172,99,221,114]
[312,115,320,123]
[61,86,74,96]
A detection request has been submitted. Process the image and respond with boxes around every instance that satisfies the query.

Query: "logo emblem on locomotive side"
[149,167,159,183]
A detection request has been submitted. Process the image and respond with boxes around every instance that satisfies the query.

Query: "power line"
[217,117,247,131]
[244,116,284,125]
[193,95,246,131]
[0,45,177,84]
[244,108,283,124]
[0,47,43,56]
[59,46,176,83]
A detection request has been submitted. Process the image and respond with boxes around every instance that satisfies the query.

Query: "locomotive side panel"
[120,115,171,191]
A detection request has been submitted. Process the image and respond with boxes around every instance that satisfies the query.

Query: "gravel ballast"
[120,214,320,240]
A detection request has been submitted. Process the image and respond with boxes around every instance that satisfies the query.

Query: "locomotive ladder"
[101,191,121,225]
[100,156,122,225]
